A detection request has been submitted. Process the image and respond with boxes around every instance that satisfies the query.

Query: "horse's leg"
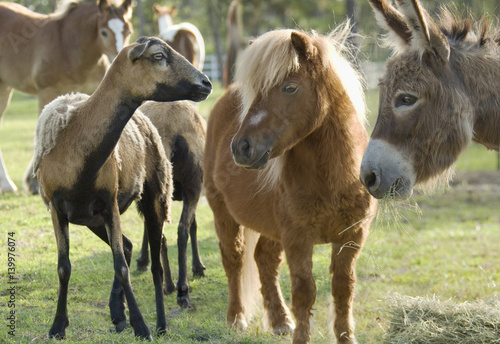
[283,240,315,344]
[87,225,133,333]
[136,228,150,271]
[105,201,151,339]
[330,241,364,344]
[254,236,295,335]
[210,194,246,328]
[139,184,168,335]
[48,205,71,339]
[0,85,16,193]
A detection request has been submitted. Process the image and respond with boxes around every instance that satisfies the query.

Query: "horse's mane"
[234,23,366,126]
[437,7,500,50]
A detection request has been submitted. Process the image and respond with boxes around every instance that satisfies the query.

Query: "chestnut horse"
[360,0,500,199]
[153,3,205,70]
[204,27,376,344]
[0,0,133,193]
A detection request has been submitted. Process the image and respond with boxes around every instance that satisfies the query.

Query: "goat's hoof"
[49,318,69,340]
[192,264,206,278]
[136,259,149,272]
[155,325,168,336]
[163,283,176,295]
[114,319,128,333]
[133,325,152,341]
[177,291,192,309]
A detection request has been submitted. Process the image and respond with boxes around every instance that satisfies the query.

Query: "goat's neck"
[78,80,142,176]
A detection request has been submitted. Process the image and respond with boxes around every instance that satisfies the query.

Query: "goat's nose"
[360,166,381,194]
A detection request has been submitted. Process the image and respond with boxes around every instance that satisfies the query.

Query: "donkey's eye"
[283,83,298,94]
[395,94,418,108]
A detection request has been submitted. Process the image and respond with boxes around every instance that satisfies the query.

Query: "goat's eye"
[395,94,418,107]
[153,53,164,61]
[283,83,298,94]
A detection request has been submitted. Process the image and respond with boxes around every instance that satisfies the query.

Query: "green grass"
[0,85,499,343]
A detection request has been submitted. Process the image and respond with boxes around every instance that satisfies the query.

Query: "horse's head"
[113,37,211,102]
[97,0,133,61]
[360,0,474,199]
[231,29,350,171]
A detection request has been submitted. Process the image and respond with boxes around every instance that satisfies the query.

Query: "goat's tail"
[240,226,262,324]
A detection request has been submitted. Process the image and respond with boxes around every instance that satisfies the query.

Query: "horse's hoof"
[273,320,295,335]
[114,319,128,333]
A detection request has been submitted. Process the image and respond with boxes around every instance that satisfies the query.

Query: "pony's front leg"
[106,203,151,340]
[211,199,246,329]
[330,241,364,344]
[254,236,295,335]
[284,241,315,344]
[48,205,71,339]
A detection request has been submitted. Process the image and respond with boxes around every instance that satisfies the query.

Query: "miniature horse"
[153,3,205,70]
[204,27,376,344]
[0,0,133,193]
[360,0,500,199]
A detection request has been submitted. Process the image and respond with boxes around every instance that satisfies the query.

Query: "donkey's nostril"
[360,167,380,193]
[365,172,377,188]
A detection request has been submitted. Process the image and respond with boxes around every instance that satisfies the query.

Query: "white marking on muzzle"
[108,18,125,54]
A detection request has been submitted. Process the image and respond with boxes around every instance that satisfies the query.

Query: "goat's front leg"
[88,225,133,333]
[136,229,150,272]
[105,202,151,340]
[49,205,71,339]
[283,240,315,344]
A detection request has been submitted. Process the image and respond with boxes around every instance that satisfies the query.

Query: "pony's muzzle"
[231,137,270,169]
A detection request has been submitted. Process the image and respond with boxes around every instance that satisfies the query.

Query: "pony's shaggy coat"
[360,0,500,199]
[205,27,375,344]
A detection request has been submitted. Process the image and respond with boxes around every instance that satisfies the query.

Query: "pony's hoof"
[229,314,248,331]
[273,320,295,336]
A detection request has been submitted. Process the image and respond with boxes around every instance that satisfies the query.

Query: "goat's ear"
[291,31,317,60]
[396,0,450,62]
[368,0,411,53]
[128,42,148,63]
[98,0,108,13]
[170,5,178,17]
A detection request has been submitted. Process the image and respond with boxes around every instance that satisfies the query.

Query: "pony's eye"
[395,94,418,107]
[153,53,164,61]
[283,83,298,94]
[100,30,108,38]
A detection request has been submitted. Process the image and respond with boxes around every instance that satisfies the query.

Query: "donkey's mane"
[437,7,500,50]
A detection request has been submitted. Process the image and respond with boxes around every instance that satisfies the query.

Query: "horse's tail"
[240,226,262,324]
[223,0,243,88]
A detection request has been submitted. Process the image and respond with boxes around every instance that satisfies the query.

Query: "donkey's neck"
[158,14,174,36]
[454,51,500,151]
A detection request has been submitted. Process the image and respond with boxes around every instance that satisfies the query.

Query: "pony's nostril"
[239,139,251,158]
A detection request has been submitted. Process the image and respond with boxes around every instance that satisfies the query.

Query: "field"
[0,85,499,343]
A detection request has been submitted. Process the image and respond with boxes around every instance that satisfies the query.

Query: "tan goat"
[33,37,211,340]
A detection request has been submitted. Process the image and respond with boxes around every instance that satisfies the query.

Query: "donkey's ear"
[128,41,148,63]
[368,0,411,52]
[396,0,450,62]
[98,0,108,13]
[291,31,316,60]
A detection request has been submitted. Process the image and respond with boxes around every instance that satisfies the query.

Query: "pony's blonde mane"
[234,24,366,189]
